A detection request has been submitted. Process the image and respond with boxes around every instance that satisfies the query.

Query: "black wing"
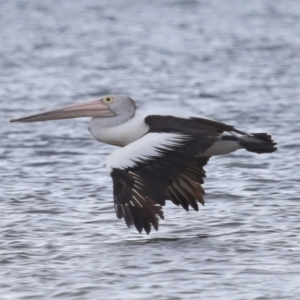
[110,115,243,234]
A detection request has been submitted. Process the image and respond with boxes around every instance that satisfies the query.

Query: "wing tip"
[115,202,164,234]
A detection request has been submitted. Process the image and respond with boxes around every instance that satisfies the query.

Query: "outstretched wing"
[108,115,243,234]
[167,156,209,212]
[109,133,211,234]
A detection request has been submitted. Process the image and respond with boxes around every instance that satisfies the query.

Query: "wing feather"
[168,183,191,211]
[109,115,239,233]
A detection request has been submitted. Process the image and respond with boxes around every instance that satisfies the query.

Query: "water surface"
[1,0,300,299]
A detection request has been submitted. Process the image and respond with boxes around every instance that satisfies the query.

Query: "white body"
[88,108,243,172]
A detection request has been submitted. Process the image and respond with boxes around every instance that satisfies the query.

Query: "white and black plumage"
[11,94,277,234]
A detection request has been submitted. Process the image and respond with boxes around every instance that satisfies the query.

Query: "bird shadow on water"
[123,233,210,246]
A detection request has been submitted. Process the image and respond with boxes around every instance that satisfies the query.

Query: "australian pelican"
[11,95,277,234]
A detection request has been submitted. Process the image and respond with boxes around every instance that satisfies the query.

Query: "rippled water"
[1,0,300,299]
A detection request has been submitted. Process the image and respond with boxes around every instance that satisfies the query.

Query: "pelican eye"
[102,96,114,104]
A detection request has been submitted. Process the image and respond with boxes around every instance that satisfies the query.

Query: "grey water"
[1,0,300,299]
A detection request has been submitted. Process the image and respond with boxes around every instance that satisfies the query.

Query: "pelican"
[10,94,277,234]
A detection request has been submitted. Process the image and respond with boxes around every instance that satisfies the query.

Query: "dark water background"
[1,0,300,299]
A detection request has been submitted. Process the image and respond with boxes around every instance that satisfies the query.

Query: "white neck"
[88,114,149,147]
[87,107,195,147]
[90,111,132,128]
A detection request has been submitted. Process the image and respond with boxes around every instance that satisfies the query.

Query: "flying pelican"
[10,94,277,234]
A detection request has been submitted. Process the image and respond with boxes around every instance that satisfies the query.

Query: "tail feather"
[239,133,277,154]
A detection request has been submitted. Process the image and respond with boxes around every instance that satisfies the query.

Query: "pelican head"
[10,94,136,123]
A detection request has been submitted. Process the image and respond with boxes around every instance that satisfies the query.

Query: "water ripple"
[1,0,300,299]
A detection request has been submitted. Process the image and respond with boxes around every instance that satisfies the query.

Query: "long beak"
[10,99,115,122]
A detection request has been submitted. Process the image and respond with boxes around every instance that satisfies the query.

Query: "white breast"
[88,108,193,147]
[88,114,149,147]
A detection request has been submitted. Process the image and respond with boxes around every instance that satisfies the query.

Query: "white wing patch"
[106,132,191,171]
